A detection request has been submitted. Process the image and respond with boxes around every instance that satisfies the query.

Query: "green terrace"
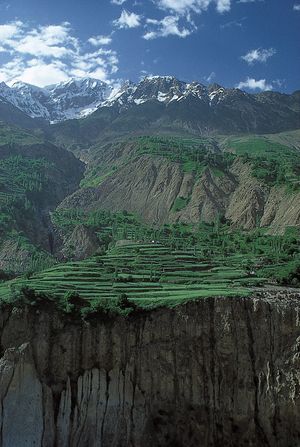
[0,242,270,312]
[224,135,300,190]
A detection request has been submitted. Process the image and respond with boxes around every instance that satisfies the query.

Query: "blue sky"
[0,0,299,92]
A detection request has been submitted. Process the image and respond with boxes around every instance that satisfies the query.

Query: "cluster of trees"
[52,207,300,266]
[7,287,137,318]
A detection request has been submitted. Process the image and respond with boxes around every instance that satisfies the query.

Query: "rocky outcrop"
[60,155,300,233]
[61,225,100,260]
[171,167,237,224]
[60,155,184,224]
[261,186,300,234]
[0,292,300,446]
[0,240,33,274]
[225,160,267,230]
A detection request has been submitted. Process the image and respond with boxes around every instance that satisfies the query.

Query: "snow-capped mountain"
[0,76,243,123]
[4,81,51,120]
[45,78,110,121]
[0,76,298,127]
[103,76,229,108]
[0,78,110,123]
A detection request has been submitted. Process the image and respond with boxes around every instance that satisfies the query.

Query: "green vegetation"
[225,135,300,190]
[80,167,117,188]
[52,207,299,269]
[172,196,190,212]
[0,154,53,235]
[0,122,42,146]
[136,135,233,176]
[1,132,299,315]
[1,209,298,315]
[0,232,56,275]
[51,208,148,248]
[0,242,253,316]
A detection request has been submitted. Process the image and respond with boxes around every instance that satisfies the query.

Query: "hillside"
[0,122,299,277]
[58,133,300,235]
[0,99,43,130]
[1,226,299,310]
[0,123,84,273]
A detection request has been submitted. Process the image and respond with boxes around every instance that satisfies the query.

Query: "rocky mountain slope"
[0,97,41,130]
[59,133,300,234]
[0,76,299,135]
[0,292,300,446]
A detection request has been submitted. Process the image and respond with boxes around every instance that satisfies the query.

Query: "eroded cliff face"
[59,156,300,234]
[0,292,300,447]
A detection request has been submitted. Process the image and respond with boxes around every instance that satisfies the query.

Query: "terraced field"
[0,242,267,310]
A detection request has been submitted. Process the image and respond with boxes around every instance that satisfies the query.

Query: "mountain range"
[0,76,299,135]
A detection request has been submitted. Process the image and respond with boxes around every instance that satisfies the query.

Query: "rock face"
[0,292,300,446]
[60,156,300,233]
[61,224,100,260]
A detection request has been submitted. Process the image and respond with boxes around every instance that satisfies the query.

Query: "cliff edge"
[0,292,300,446]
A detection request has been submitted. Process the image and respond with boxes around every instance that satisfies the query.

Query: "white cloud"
[220,19,244,29]
[237,77,273,91]
[205,71,216,82]
[216,0,231,13]
[143,15,192,39]
[111,0,231,41]
[0,22,78,58]
[18,60,69,86]
[111,0,126,4]
[0,21,22,41]
[293,4,300,10]
[113,10,141,28]
[88,35,112,46]
[154,0,231,15]
[0,21,119,86]
[241,48,276,65]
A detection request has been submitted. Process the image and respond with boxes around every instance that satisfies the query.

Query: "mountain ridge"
[0,76,299,129]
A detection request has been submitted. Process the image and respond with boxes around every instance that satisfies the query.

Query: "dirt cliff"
[60,156,300,234]
[0,292,300,446]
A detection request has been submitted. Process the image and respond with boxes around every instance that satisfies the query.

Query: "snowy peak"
[0,75,252,122]
[0,75,290,124]
[0,78,111,122]
[11,81,47,94]
[104,76,218,108]
[45,78,110,122]
[0,81,50,119]
[46,78,107,97]
[1,75,229,123]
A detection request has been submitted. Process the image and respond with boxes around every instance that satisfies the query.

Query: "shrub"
[60,291,89,314]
